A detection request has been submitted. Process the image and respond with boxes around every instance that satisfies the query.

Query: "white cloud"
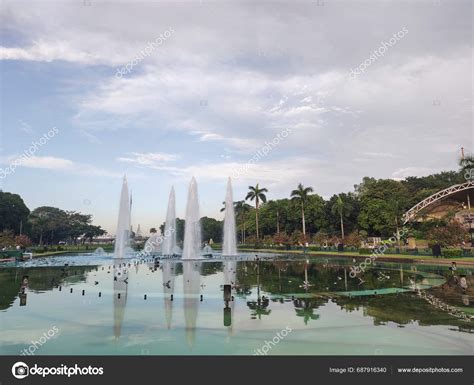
[17,156,74,170]
[391,167,445,181]
[117,152,179,166]
[0,155,120,177]
[0,41,103,64]
[0,0,470,204]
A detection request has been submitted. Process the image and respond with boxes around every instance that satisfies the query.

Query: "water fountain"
[182,177,202,260]
[114,176,131,259]
[162,187,178,255]
[93,247,106,255]
[222,177,237,256]
[144,233,162,254]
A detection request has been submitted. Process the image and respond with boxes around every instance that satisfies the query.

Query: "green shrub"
[442,249,463,258]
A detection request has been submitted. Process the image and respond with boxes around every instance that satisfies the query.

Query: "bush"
[14,234,32,248]
[427,220,469,247]
[442,249,463,258]
[0,230,15,248]
[344,232,363,248]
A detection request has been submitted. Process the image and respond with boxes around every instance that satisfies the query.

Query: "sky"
[0,0,472,235]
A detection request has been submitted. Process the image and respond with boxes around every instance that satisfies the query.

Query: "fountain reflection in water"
[183,261,201,346]
[113,260,128,338]
[222,177,237,256]
[162,261,175,329]
[182,177,202,260]
[114,176,132,259]
[162,187,178,255]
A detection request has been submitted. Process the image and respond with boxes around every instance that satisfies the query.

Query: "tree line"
[151,168,467,247]
[0,160,469,249]
[0,191,106,248]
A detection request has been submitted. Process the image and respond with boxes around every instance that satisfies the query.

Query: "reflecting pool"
[0,254,473,355]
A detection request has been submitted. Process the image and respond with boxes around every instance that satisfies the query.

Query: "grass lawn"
[237,248,474,265]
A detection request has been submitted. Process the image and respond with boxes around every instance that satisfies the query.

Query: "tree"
[331,194,353,241]
[273,231,290,246]
[0,191,30,235]
[459,154,474,180]
[356,178,410,237]
[427,220,469,247]
[290,183,313,238]
[233,201,251,243]
[83,225,106,243]
[222,200,252,243]
[14,234,32,248]
[290,230,305,245]
[326,193,359,237]
[344,232,363,248]
[149,228,157,234]
[28,207,95,245]
[402,171,463,206]
[245,184,268,241]
[29,207,69,245]
[159,218,185,244]
[67,211,92,245]
[265,200,284,234]
[201,216,222,243]
[0,230,15,248]
[312,231,329,246]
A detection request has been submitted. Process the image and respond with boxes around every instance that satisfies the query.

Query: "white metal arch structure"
[403,181,474,224]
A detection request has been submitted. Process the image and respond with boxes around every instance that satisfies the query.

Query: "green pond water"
[0,253,472,355]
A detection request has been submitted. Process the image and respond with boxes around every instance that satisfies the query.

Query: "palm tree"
[290,183,313,237]
[245,184,268,240]
[234,201,251,243]
[267,200,283,234]
[331,194,346,240]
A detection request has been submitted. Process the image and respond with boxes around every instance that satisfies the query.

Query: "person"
[449,261,457,274]
[459,276,468,294]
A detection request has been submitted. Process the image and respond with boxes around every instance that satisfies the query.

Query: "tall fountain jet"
[114,175,131,259]
[162,187,177,256]
[222,177,237,256]
[182,177,202,260]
